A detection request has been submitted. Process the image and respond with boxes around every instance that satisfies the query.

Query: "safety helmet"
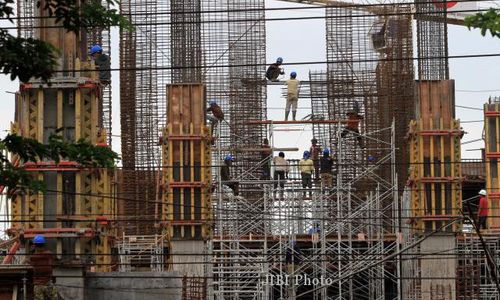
[323,148,330,155]
[224,154,234,161]
[367,155,375,162]
[279,151,285,157]
[33,235,46,245]
[290,71,297,78]
[303,151,310,158]
[276,57,283,64]
[479,189,487,196]
[89,45,103,55]
[209,100,217,106]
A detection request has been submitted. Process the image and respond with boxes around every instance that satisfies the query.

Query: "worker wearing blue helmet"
[30,235,57,299]
[89,44,111,85]
[266,57,285,81]
[284,71,300,121]
[221,154,239,196]
[299,150,314,197]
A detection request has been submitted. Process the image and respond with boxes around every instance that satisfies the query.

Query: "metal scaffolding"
[212,121,399,299]
[322,4,414,199]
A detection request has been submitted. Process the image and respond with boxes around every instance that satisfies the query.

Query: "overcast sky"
[1,0,499,160]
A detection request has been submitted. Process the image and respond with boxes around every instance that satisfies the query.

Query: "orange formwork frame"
[162,84,212,240]
[409,81,462,232]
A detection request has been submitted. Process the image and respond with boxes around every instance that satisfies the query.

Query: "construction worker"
[341,106,364,148]
[308,221,321,244]
[29,235,57,300]
[221,154,239,196]
[477,189,488,231]
[89,45,111,85]
[285,241,302,271]
[320,148,334,191]
[299,150,314,197]
[284,71,300,121]
[261,138,272,180]
[266,57,284,81]
[309,137,322,180]
[308,221,321,235]
[273,152,289,194]
[207,100,224,143]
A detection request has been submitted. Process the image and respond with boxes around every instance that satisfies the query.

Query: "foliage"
[38,0,134,33]
[0,133,119,194]
[0,0,133,82]
[465,8,500,39]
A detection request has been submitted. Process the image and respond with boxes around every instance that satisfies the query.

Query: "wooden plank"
[37,90,44,142]
[429,119,436,230]
[75,90,81,140]
[439,118,445,228]
[90,89,97,144]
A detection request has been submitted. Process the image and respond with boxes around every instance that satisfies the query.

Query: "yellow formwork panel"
[11,83,116,271]
[10,122,22,229]
[484,102,500,229]
[409,119,462,232]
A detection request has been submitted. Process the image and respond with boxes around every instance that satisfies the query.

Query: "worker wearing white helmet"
[478,189,488,231]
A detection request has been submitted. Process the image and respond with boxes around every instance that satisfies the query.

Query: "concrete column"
[420,234,456,300]
[54,267,84,300]
[171,240,205,276]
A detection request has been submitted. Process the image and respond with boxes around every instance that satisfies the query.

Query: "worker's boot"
[292,111,297,121]
[285,110,290,121]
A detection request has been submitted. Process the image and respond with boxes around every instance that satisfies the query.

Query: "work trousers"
[478,216,487,230]
[341,127,363,146]
[274,170,286,189]
[301,173,312,189]
[34,284,57,300]
[286,97,298,112]
[321,173,333,189]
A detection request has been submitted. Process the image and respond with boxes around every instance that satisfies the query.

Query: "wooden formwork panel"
[163,84,212,240]
[409,81,462,232]
[415,80,455,122]
[484,102,500,229]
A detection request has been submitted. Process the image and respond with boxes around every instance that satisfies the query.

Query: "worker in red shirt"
[341,108,364,148]
[29,235,57,300]
[477,189,489,231]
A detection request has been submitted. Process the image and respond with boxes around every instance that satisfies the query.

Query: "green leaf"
[465,8,500,39]
[1,134,119,196]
